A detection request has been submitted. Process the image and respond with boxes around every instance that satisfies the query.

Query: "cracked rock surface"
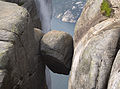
[5,0,41,29]
[68,0,120,89]
[0,1,47,89]
[107,50,120,89]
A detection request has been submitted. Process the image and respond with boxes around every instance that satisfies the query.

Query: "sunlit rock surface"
[68,0,120,89]
[5,0,41,29]
[107,50,120,89]
[34,28,44,42]
[41,30,73,75]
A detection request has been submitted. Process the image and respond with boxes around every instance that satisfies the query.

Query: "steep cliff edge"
[0,1,47,89]
[5,0,41,29]
[69,0,120,89]
[0,1,74,89]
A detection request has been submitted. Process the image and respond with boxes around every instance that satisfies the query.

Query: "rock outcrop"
[0,1,47,89]
[5,0,41,29]
[107,50,120,89]
[68,0,120,89]
[41,30,73,75]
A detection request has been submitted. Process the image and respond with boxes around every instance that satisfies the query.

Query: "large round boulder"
[41,30,73,75]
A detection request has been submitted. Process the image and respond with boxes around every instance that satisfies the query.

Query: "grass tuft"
[101,0,112,17]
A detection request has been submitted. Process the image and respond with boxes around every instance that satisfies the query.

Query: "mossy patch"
[18,2,24,6]
[101,0,112,17]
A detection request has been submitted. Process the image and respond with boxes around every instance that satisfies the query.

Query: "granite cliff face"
[68,0,120,89]
[5,0,41,29]
[0,0,120,89]
[0,1,47,89]
[0,0,74,89]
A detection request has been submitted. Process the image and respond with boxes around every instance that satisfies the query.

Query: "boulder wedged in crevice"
[41,30,74,75]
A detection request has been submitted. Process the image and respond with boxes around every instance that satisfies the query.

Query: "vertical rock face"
[22,0,42,29]
[107,50,120,89]
[5,0,41,29]
[74,0,105,46]
[69,0,120,89]
[0,1,47,89]
[9,0,53,33]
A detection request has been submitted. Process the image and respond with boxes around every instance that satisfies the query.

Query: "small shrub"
[101,0,112,17]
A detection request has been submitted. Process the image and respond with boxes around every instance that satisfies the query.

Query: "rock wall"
[69,0,120,89]
[0,1,47,89]
[5,0,41,29]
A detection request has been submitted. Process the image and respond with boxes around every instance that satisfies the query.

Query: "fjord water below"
[51,17,75,36]
[50,17,75,89]
[50,0,87,88]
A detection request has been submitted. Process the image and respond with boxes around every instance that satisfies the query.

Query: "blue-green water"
[50,70,69,89]
[51,18,75,36]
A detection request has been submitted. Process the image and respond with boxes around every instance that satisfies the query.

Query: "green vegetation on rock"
[18,2,24,6]
[101,0,112,17]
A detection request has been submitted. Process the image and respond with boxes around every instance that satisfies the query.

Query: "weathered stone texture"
[41,30,73,75]
[107,50,120,89]
[5,0,41,29]
[68,0,120,89]
[0,1,46,89]
[74,0,106,46]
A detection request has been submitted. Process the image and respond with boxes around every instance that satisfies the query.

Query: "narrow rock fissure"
[105,36,120,88]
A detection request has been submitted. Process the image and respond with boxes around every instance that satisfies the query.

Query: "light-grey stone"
[68,0,120,89]
[107,50,120,89]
